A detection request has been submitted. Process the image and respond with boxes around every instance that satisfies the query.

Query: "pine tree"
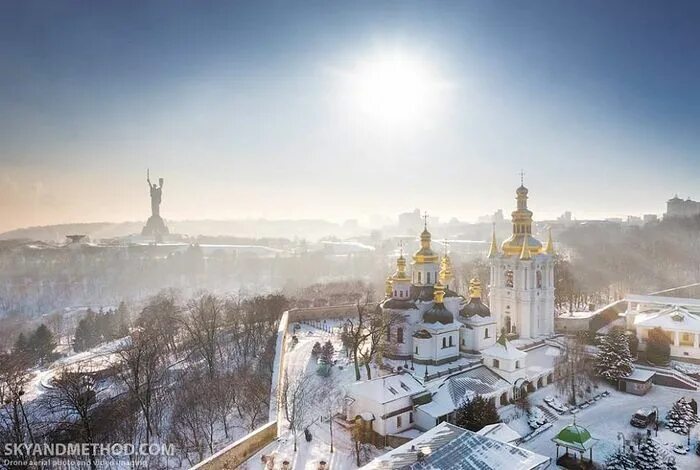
[594,327,633,383]
[454,395,500,431]
[30,324,56,362]
[634,438,665,470]
[320,341,335,364]
[665,397,699,435]
[311,342,322,357]
[604,448,636,470]
[13,332,29,355]
[646,327,671,365]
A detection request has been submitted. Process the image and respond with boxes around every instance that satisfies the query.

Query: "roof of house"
[481,333,527,361]
[634,305,700,332]
[621,368,655,383]
[417,365,511,419]
[360,422,467,469]
[476,423,522,444]
[349,373,425,405]
[409,426,549,469]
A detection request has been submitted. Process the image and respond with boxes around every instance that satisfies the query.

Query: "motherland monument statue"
[141,169,170,240]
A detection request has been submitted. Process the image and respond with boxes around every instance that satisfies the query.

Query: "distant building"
[557,211,572,223]
[643,214,659,223]
[665,195,700,219]
[626,215,642,225]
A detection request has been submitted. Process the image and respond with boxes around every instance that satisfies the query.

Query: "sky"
[1,1,699,233]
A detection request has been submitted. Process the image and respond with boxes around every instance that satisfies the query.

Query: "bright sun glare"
[341,50,448,129]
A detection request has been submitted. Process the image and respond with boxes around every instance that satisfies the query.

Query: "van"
[630,408,656,428]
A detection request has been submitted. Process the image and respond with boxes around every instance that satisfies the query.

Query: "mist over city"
[1,2,699,470]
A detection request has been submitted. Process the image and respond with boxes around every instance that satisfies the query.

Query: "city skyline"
[1,1,699,233]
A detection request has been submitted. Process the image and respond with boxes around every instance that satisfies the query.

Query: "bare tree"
[554,334,594,406]
[182,292,224,379]
[115,323,167,445]
[281,370,317,452]
[0,353,33,446]
[44,367,99,470]
[320,379,345,454]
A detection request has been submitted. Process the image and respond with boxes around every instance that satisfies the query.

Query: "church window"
[461,338,465,346]
[409,412,414,424]
[524,269,528,289]
[505,270,514,288]
[415,346,419,354]
[397,416,402,427]
[427,272,431,284]
[484,328,489,339]
[536,271,542,289]
[516,361,520,369]
[397,327,404,344]
[418,272,422,284]
[449,336,453,347]
[442,337,447,348]
[394,289,397,297]
[493,359,500,368]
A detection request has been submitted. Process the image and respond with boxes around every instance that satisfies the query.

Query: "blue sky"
[1,1,698,231]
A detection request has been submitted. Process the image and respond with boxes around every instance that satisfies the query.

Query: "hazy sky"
[1,1,699,233]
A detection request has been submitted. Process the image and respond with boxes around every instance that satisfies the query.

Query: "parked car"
[630,408,657,428]
[672,444,688,455]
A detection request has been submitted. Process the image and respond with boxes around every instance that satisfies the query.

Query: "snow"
[245,322,388,469]
[517,383,700,469]
[476,422,521,444]
[625,368,656,382]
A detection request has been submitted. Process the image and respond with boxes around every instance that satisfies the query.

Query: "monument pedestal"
[142,215,169,241]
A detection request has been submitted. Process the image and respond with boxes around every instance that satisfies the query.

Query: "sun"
[339,49,449,130]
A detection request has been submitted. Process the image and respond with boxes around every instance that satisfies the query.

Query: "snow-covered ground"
[518,382,700,469]
[243,323,387,469]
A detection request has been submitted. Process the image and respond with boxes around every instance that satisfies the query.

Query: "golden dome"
[392,252,410,282]
[385,276,393,296]
[439,254,454,285]
[500,182,543,256]
[413,227,439,264]
[433,281,445,303]
[468,278,482,299]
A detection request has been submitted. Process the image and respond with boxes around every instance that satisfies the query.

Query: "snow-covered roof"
[349,373,425,404]
[634,305,700,332]
[558,311,598,319]
[417,365,511,419]
[481,334,527,361]
[361,422,467,469]
[415,320,462,333]
[622,368,655,383]
[476,423,522,444]
[625,294,700,308]
[410,426,549,469]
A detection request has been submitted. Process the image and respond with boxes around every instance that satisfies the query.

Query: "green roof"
[552,424,597,452]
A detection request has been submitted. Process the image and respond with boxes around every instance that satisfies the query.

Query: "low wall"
[288,303,371,323]
[190,420,277,470]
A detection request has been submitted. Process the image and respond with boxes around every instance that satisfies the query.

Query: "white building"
[345,372,429,436]
[488,184,556,339]
[624,294,700,361]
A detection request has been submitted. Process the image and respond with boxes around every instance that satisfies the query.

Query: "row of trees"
[13,323,57,365]
[0,290,288,469]
[73,303,130,352]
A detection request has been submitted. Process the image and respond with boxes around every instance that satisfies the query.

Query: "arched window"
[427,272,431,284]
[442,337,447,348]
[397,327,404,344]
[449,336,453,347]
[418,272,422,284]
[484,328,489,339]
[536,270,542,289]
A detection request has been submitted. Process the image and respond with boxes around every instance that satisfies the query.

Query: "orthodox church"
[381,182,555,365]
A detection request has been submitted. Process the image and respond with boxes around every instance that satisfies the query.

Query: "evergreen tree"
[320,341,335,364]
[665,397,699,435]
[604,448,636,470]
[13,332,29,356]
[634,438,666,470]
[311,342,322,357]
[646,327,671,365]
[453,395,500,431]
[30,324,56,362]
[594,327,633,383]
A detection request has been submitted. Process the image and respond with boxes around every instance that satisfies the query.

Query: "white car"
[672,444,688,455]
